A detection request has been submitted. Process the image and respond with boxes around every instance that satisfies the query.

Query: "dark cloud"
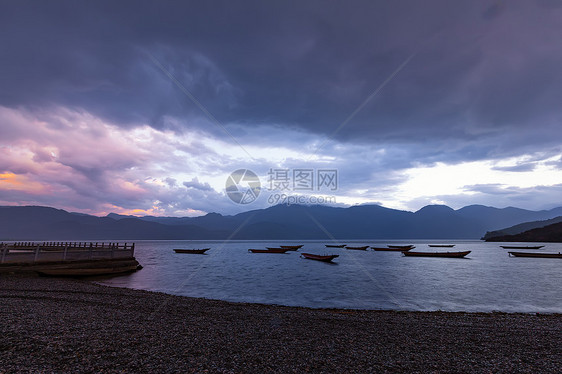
[1,1,562,215]
[463,184,513,195]
[492,163,537,172]
[183,178,214,191]
[1,0,561,157]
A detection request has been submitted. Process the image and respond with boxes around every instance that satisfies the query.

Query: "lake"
[97,240,562,313]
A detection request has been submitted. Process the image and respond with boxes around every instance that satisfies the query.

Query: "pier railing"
[0,242,135,264]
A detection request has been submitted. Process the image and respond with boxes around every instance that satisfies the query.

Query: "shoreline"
[99,281,562,316]
[1,274,561,373]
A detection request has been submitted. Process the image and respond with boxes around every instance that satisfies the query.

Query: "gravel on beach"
[1,274,560,373]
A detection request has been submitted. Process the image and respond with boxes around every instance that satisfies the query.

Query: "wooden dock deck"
[0,242,140,275]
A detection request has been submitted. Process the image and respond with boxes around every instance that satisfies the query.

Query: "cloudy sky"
[1,0,562,216]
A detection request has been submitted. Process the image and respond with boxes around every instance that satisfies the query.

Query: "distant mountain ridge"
[482,216,562,240]
[485,221,562,242]
[2,204,562,240]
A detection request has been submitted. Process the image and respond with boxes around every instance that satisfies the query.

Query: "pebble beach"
[1,274,560,373]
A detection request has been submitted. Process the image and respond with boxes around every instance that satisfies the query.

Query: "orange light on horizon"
[0,172,46,194]
[97,204,207,218]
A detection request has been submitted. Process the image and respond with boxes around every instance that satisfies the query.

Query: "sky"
[1,0,562,217]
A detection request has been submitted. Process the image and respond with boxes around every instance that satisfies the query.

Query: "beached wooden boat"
[248,248,290,253]
[301,253,339,262]
[428,244,455,248]
[508,251,562,258]
[500,245,545,250]
[345,246,369,250]
[403,250,471,258]
[388,245,415,249]
[37,264,139,276]
[325,244,346,248]
[371,246,412,251]
[280,245,303,250]
[173,248,210,254]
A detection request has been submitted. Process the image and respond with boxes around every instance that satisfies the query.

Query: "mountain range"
[482,216,562,240]
[2,204,562,240]
[485,221,562,243]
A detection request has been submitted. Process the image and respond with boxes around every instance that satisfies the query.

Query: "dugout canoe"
[301,253,339,262]
[500,245,545,250]
[371,246,412,251]
[508,251,562,258]
[345,246,369,250]
[403,250,471,258]
[173,248,210,254]
[248,248,290,253]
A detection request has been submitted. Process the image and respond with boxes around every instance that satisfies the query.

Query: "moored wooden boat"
[403,250,471,258]
[248,248,290,253]
[508,251,562,258]
[428,244,455,248]
[280,245,303,250]
[173,248,210,254]
[388,245,415,249]
[325,244,346,248]
[500,245,545,250]
[37,264,139,276]
[301,253,339,262]
[345,245,369,250]
[371,246,412,251]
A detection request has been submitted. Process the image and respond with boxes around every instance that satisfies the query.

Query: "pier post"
[33,245,40,263]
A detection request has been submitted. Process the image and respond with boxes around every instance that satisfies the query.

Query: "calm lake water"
[97,240,562,313]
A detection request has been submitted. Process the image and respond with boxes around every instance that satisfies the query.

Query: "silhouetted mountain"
[0,206,227,240]
[485,221,562,242]
[456,205,562,231]
[2,204,562,240]
[482,216,562,240]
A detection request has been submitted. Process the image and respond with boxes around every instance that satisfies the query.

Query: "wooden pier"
[0,242,140,276]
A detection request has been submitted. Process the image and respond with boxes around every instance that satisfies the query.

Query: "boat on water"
[388,245,415,249]
[371,246,412,251]
[173,248,210,254]
[500,245,545,250]
[280,245,303,250]
[403,250,471,258]
[248,248,290,253]
[301,253,339,262]
[325,244,346,248]
[428,244,455,248]
[270,245,302,251]
[508,251,562,258]
[345,246,369,250]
